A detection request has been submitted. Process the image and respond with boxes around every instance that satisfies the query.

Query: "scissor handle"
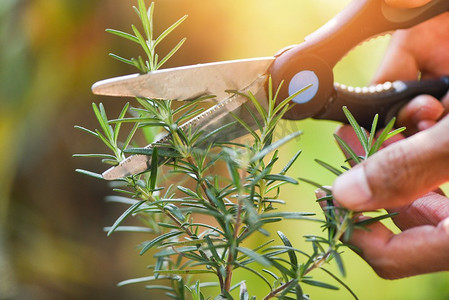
[270,0,449,120]
[317,76,449,128]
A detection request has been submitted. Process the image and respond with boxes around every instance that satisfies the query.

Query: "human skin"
[385,0,432,8]
[330,9,449,279]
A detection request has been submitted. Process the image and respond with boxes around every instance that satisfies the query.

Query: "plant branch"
[223,199,243,293]
[262,279,296,300]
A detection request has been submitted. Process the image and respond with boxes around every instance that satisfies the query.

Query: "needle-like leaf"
[108,200,146,236]
[251,131,302,163]
[342,106,369,154]
[154,15,188,48]
[157,37,187,69]
[140,231,184,255]
[277,231,298,268]
[106,29,139,43]
[334,133,361,164]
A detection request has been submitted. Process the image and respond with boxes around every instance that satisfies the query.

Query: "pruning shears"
[92,0,449,180]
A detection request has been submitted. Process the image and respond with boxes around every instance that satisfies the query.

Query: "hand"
[331,10,449,279]
[372,11,449,135]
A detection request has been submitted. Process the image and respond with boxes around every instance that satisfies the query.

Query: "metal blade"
[102,75,269,180]
[92,57,274,101]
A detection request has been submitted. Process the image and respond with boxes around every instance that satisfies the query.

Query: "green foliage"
[106,0,187,73]
[301,106,404,289]
[76,1,403,299]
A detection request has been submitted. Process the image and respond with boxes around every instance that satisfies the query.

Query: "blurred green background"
[1,0,448,299]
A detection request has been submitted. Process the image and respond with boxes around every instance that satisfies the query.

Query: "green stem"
[130,178,197,238]
[224,199,243,294]
[263,279,296,300]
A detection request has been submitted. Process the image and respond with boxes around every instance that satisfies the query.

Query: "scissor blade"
[102,76,268,180]
[92,57,274,101]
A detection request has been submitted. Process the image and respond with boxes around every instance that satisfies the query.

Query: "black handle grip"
[270,0,449,120]
[315,76,449,128]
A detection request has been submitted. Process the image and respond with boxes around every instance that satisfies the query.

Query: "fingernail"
[333,167,372,210]
[314,188,327,199]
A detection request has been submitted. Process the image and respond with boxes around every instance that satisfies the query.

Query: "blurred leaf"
[333,134,361,164]
[74,125,98,137]
[277,231,298,268]
[302,279,339,290]
[103,226,153,233]
[204,236,222,262]
[177,186,200,198]
[75,169,103,180]
[260,212,317,220]
[140,231,184,255]
[145,285,175,291]
[73,153,116,159]
[118,275,170,287]
[355,212,398,227]
[237,247,271,267]
[105,195,140,205]
[149,147,158,191]
[251,131,302,162]
[264,174,298,184]
[108,200,146,236]
[157,269,214,275]
[239,281,249,300]
[106,28,139,43]
[332,250,345,277]
[320,268,359,299]
[314,159,343,176]
[235,263,273,291]
[280,149,302,175]
[124,147,182,158]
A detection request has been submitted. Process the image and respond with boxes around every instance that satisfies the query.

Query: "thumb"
[333,116,449,211]
[385,0,432,8]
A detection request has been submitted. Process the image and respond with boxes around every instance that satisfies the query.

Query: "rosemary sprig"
[107,0,187,73]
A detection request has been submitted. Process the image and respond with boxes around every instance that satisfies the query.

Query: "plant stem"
[263,279,296,300]
[131,178,198,238]
[224,196,243,294]
[302,215,349,276]
[303,250,331,276]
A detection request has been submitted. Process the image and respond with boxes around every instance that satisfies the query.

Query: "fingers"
[389,191,449,230]
[441,91,449,115]
[384,0,432,8]
[396,94,445,135]
[373,13,449,83]
[333,115,449,211]
[372,35,418,84]
[347,217,449,279]
[316,189,449,279]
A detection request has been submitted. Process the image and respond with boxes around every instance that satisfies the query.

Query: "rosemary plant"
[75,1,403,299]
